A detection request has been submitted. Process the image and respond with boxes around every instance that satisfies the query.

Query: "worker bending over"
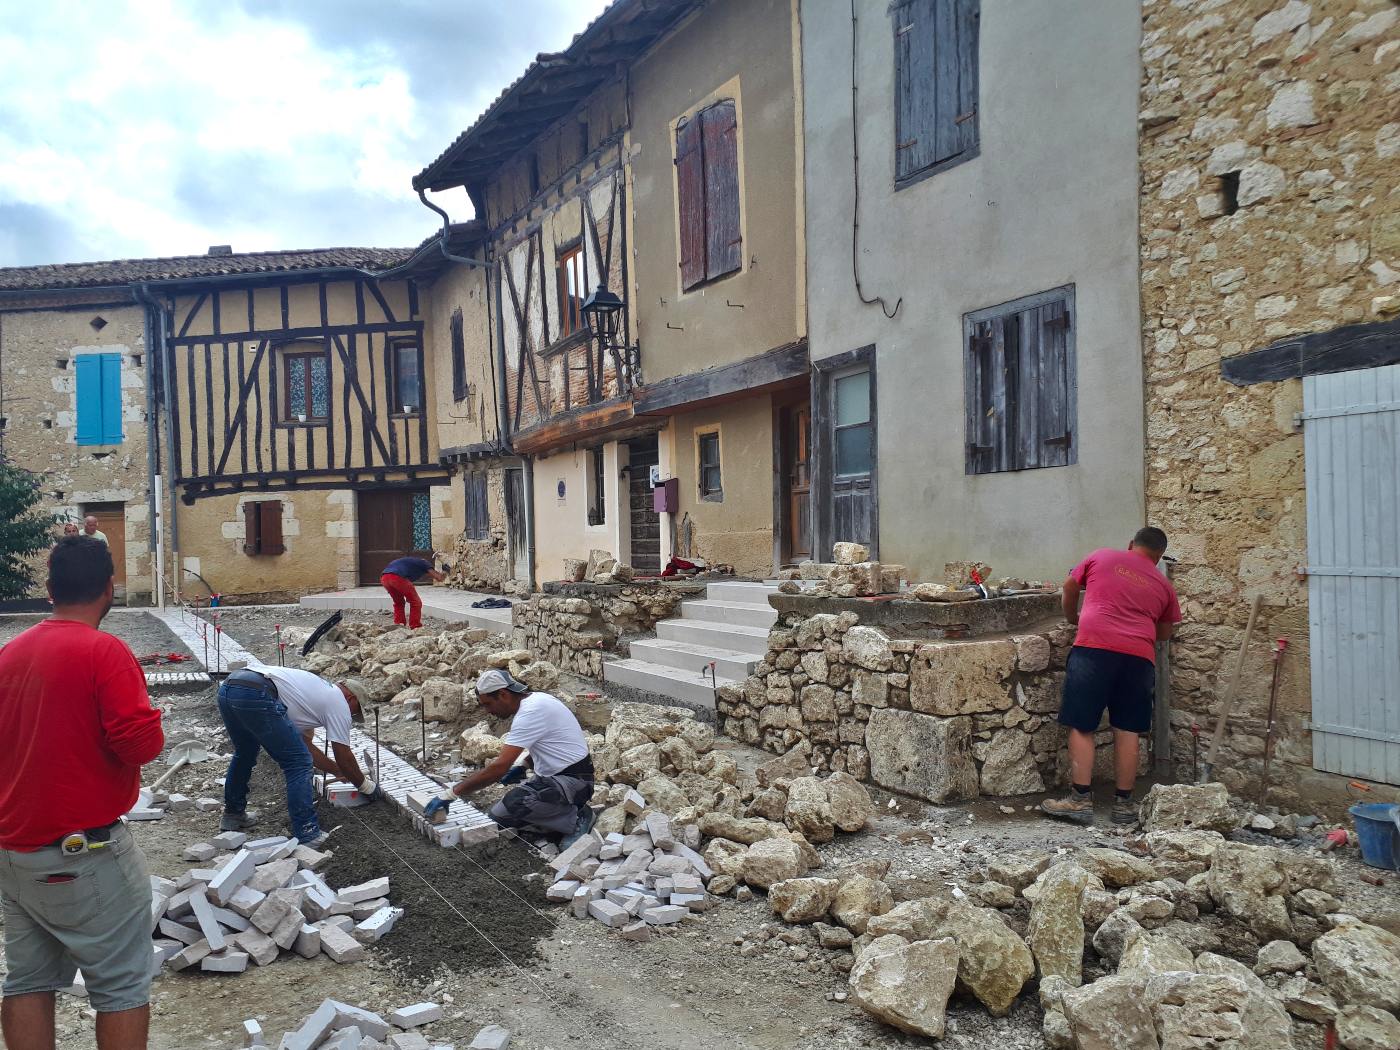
[379,553,445,630]
[217,663,382,846]
[1042,527,1181,827]
[426,670,595,845]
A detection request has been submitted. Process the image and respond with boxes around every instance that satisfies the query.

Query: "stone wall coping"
[541,579,708,598]
[767,591,1062,638]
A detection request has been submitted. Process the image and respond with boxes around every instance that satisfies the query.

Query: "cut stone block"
[469,1025,512,1049]
[338,877,390,904]
[125,808,165,821]
[643,812,675,850]
[571,885,598,919]
[294,924,321,959]
[211,906,251,932]
[331,1001,392,1040]
[168,940,212,971]
[599,843,622,860]
[151,874,178,896]
[271,907,305,950]
[321,915,356,934]
[242,1018,265,1048]
[150,891,171,932]
[321,1027,363,1050]
[226,885,266,918]
[388,1034,431,1050]
[548,831,602,874]
[622,789,646,816]
[642,905,687,925]
[208,849,258,905]
[619,921,653,943]
[389,1003,443,1029]
[352,897,390,921]
[184,842,218,863]
[293,845,331,871]
[283,1000,338,1050]
[671,843,712,879]
[248,858,299,894]
[212,830,248,850]
[195,797,222,812]
[153,939,184,967]
[320,923,368,963]
[671,893,706,911]
[407,791,447,825]
[587,899,629,928]
[158,918,202,945]
[189,889,227,951]
[354,906,402,943]
[234,928,279,966]
[251,890,298,935]
[545,880,579,903]
[200,950,249,973]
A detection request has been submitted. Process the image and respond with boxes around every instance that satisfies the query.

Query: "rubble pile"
[151,833,401,975]
[774,547,1055,601]
[246,997,510,1050]
[560,547,636,585]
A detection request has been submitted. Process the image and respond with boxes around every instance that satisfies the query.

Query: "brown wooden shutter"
[243,502,259,555]
[258,501,285,555]
[675,115,707,291]
[700,100,742,281]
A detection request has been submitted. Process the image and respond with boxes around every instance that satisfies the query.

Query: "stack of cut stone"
[245,997,511,1050]
[779,542,904,599]
[150,832,401,975]
[544,797,716,942]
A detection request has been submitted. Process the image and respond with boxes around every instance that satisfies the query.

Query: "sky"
[0,0,612,268]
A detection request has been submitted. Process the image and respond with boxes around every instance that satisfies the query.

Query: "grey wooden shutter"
[965,321,995,474]
[895,0,979,181]
[1036,302,1075,467]
[894,0,938,181]
[465,472,488,540]
[675,116,707,290]
[952,0,980,159]
[701,100,742,281]
[450,308,467,401]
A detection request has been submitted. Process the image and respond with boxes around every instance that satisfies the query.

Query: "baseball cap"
[341,678,371,721]
[475,669,529,695]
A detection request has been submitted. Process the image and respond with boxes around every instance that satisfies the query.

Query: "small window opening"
[52,490,65,501]
[91,451,110,461]
[131,353,143,368]
[1219,171,1240,216]
[586,447,606,526]
[56,359,68,370]
[89,316,107,331]
[42,419,53,429]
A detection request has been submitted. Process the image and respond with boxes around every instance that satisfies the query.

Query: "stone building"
[1140,0,1400,802]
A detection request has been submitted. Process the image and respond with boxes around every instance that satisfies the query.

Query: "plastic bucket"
[1349,802,1400,871]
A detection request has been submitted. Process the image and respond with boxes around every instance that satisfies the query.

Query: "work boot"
[1112,797,1139,826]
[220,808,261,832]
[1040,791,1095,826]
[558,806,597,851]
[302,829,332,850]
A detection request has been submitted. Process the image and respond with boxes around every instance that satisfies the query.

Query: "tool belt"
[47,819,120,855]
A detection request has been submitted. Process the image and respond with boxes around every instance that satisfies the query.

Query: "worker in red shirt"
[1042,527,1181,827]
[0,536,164,1049]
[379,553,446,630]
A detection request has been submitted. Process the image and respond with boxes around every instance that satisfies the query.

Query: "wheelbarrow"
[147,739,213,793]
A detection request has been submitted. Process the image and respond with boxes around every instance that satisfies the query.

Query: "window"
[675,99,741,291]
[964,286,1076,475]
[242,501,285,555]
[586,447,606,526]
[464,471,489,541]
[893,0,980,186]
[698,431,723,501]
[74,353,123,445]
[557,244,586,338]
[282,347,329,422]
[411,491,431,550]
[450,307,468,402]
[833,371,873,478]
[392,343,421,414]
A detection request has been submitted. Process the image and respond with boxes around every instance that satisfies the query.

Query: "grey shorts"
[0,822,153,1012]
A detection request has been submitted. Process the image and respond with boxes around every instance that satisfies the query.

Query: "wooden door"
[504,469,529,583]
[781,404,812,563]
[84,502,126,597]
[358,490,417,583]
[626,435,661,574]
[814,350,878,559]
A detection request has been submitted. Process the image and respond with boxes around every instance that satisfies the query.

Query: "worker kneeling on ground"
[1042,526,1181,827]
[379,553,446,630]
[216,663,383,847]
[426,670,595,846]
[0,537,164,1049]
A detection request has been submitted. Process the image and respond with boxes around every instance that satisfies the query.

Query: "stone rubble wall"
[1139,0,1399,806]
[716,609,1123,802]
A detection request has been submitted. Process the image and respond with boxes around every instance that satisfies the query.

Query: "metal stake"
[421,711,427,765]
[375,708,381,794]
[275,623,285,666]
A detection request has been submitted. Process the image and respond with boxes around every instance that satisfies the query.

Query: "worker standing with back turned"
[379,553,445,630]
[1041,527,1181,827]
[0,536,164,1049]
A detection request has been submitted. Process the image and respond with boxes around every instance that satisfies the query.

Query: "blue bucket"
[1349,802,1400,871]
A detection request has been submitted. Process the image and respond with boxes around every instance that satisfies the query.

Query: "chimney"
[207,245,233,256]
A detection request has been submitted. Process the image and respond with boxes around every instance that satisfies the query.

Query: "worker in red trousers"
[379,554,446,629]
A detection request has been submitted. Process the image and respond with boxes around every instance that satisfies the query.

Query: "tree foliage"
[0,461,55,600]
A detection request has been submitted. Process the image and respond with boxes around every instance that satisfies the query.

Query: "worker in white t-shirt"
[216,661,383,846]
[426,669,595,845]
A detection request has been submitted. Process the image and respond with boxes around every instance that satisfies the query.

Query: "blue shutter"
[100,353,123,443]
[75,356,102,445]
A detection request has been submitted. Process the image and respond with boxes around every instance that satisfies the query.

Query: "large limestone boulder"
[848,935,960,1039]
[702,838,748,879]
[830,875,894,935]
[842,626,893,671]
[1061,974,1158,1050]
[927,902,1035,1017]
[419,678,465,722]
[909,638,1015,716]
[1027,863,1090,985]
[1139,782,1239,834]
[635,774,688,816]
[1118,929,1195,977]
[976,728,1045,796]
[741,838,808,889]
[865,709,978,803]
[988,853,1053,892]
[1312,921,1400,1011]
[1146,971,1295,1050]
[459,724,505,764]
[698,812,786,845]
[865,898,950,941]
[1336,1004,1400,1050]
[754,743,814,787]
[1092,907,1145,964]
[824,771,873,831]
[768,878,839,923]
[1076,848,1159,889]
[1206,842,1292,941]
[784,777,836,843]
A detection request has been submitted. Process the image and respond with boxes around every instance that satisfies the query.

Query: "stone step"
[627,637,757,680]
[656,618,771,656]
[680,599,778,629]
[602,659,736,710]
[706,580,781,604]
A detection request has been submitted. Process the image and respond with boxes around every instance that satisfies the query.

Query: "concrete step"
[680,599,778,629]
[627,637,757,680]
[603,659,735,710]
[656,618,771,656]
[706,580,781,604]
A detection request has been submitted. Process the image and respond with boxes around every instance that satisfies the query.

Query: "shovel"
[147,740,212,793]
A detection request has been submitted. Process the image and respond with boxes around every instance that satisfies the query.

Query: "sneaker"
[220,809,261,832]
[1040,791,1095,826]
[1111,797,1139,826]
[301,830,332,849]
[557,807,597,851]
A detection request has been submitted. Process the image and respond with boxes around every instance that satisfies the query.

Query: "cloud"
[0,0,611,267]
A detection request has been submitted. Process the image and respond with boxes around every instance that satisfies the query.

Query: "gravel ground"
[1,606,1392,1049]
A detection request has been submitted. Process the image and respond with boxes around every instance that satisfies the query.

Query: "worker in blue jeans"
[216,663,379,847]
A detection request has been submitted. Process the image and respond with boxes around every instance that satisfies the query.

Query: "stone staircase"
[603,580,778,709]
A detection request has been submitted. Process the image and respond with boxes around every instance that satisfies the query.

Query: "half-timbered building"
[414,0,808,585]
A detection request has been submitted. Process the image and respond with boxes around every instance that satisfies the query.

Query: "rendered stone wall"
[445,470,509,593]
[716,609,1110,802]
[1139,0,1399,804]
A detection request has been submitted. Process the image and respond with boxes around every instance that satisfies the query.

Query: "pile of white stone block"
[149,832,402,975]
[245,998,510,1050]
[545,799,713,942]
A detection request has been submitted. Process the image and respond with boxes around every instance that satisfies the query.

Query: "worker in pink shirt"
[1042,527,1181,827]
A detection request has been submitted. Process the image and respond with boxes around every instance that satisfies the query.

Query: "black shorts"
[1058,646,1155,734]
